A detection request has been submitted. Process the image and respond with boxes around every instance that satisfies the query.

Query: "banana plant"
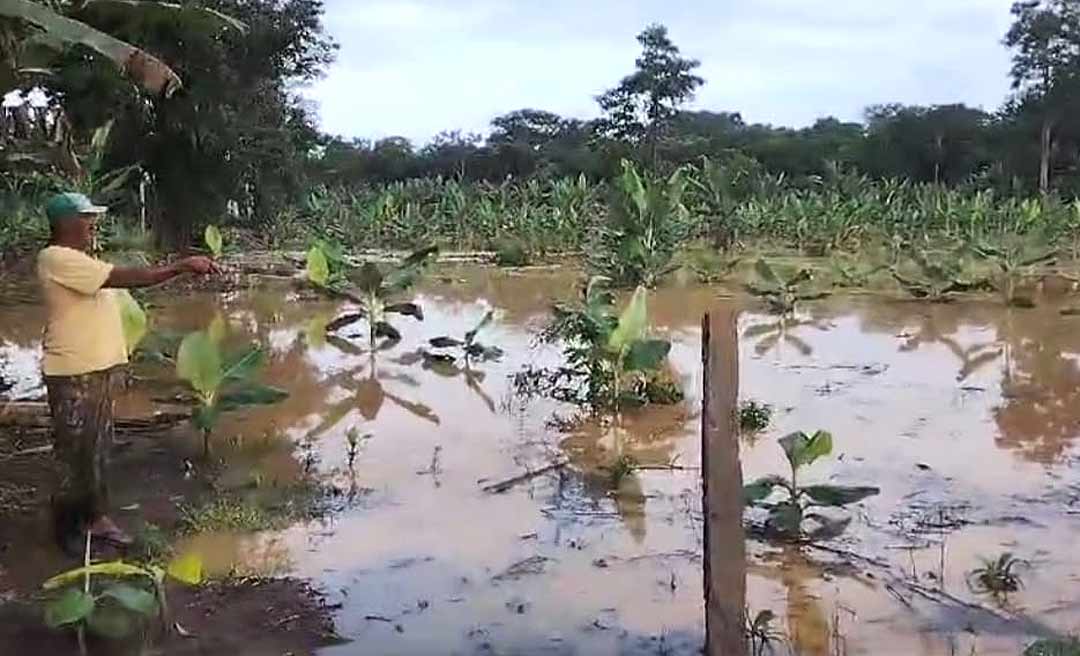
[428,311,503,363]
[545,278,674,410]
[115,290,147,356]
[304,239,348,291]
[42,535,203,650]
[307,243,437,349]
[175,329,288,458]
[747,259,829,315]
[891,248,990,302]
[204,225,223,258]
[588,160,689,288]
[744,431,879,541]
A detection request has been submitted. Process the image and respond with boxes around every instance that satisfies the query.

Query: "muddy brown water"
[2,267,1080,655]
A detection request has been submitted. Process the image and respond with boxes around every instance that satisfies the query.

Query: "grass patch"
[178,479,334,535]
[179,497,277,534]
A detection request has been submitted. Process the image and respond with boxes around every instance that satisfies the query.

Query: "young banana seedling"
[744,430,879,541]
[308,243,437,349]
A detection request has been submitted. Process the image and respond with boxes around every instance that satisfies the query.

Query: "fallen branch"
[799,540,1052,632]
[632,464,700,473]
[481,460,569,494]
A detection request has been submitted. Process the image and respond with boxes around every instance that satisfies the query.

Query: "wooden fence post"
[702,308,747,655]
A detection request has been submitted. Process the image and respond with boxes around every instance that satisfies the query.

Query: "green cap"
[45,192,107,225]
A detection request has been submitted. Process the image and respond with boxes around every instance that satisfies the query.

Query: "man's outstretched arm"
[105,256,220,289]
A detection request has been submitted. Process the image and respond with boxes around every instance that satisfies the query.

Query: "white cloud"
[306,0,1017,143]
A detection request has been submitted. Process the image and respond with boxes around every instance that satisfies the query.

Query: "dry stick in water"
[481,460,569,494]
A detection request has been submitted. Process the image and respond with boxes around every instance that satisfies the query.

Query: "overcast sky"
[303,0,1016,145]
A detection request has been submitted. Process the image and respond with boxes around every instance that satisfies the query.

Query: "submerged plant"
[968,552,1027,598]
[494,238,530,267]
[589,160,689,288]
[739,400,773,435]
[42,534,203,651]
[176,329,288,458]
[309,243,437,348]
[543,277,675,410]
[891,248,989,302]
[828,253,886,289]
[976,236,1055,307]
[429,311,504,364]
[681,245,740,283]
[744,431,879,541]
[745,608,782,656]
[747,259,828,314]
[607,453,638,487]
[345,428,368,470]
[1025,638,1080,656]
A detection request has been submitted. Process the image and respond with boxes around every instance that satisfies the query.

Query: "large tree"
[595,24,704,167]
[1005,0,1080,193]
[64,0,335,247]
[859,104,992,184]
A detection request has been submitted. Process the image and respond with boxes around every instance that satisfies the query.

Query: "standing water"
[2,267,1079,655]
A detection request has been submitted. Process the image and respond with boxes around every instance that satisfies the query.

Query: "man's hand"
[106,256,221,289]
[176,256,222,276]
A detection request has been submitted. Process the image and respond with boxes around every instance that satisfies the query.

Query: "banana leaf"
[0,0,181,96]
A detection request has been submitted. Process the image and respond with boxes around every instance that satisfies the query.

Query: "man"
[38,192,219,552]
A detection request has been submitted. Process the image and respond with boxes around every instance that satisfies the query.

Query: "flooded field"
[2,266,1080,655]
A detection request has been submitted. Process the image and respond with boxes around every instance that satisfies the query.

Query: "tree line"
[315,2,1080,198]
[0,1,1078,249]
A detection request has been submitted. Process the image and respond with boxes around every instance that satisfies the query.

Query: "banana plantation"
[2,1,1080,656]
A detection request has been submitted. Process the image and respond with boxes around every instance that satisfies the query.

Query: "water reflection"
[307,338,440,438]
[3,270,1080,654]
[744,315,831,358]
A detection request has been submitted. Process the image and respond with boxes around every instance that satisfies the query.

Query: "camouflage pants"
[44,367,119,525]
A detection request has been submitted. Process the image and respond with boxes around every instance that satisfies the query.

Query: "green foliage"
[494,238,530,267]
[544,279,676,410]
[116,290,148,355]
[976,234,1056,306]
[44,588,95,628]
[175,329,288,457]
[680,245,740,283]
[1025,639,1080,656]
[42,546,203,642]
[178,498,273,534]
[345,427,369,469]
[739,400,773,435]
[607,454,638,487]
[828,252,887,288]
[314,244,437,348]
[747,259,828,314]
[744,431,879,541]
[589,160,689,287]
[0,0,192,97]
[429,311,504,363]
[595,23,704,152]
[892,247,991,302]
[968,552,1027,597]
[204,225,223,257]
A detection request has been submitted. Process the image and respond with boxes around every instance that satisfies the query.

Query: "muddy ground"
[2,260,1080,655]
[0,404,346,655]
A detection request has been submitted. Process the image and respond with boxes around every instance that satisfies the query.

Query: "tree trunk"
[1040,116,1054,195]
[701,309,747,656]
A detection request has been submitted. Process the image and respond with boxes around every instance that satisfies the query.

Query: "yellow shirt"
[37,246,127,377]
